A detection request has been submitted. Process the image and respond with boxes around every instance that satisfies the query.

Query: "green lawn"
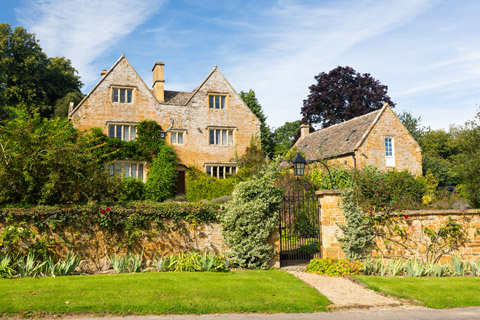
[0,270,330,316]
[354,276,480,309]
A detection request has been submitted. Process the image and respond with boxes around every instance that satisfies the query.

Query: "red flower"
[404,214,409,219]
[106,208,111,212]
[100,209,106,214]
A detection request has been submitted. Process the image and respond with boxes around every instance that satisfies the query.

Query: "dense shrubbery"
[352,166,425,211]
[118,178,144,201]
[221,159,283,269]
[145,145,178,202]
[311,166,353,190]
[0,114,117,205]
[155,251,229,272]
[186,168,238,202]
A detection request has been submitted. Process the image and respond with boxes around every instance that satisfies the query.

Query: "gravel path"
[287,271,406,309]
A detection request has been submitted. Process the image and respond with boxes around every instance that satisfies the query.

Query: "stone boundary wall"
[316,190,480,262]
[0,220,225,273]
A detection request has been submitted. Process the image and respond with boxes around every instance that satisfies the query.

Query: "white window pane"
[178,132,183,144]
[209,96,214,108]
[108,125,115,138]
[216,130,220,145]
[131,126,136,140]
[123,125,129,141]
[138,164,144,180]
[171,132,176,144]
[222,130,227,145]
[209,130,215,144]
[206,166,211,176]
[116,125,122,139]
[221,96,225,109]
[232,167,236,174]
[228,130,233,145]
[131,164,137,178]
[127,89,132,103]
[123,164,129,177]
[215,96,220,109]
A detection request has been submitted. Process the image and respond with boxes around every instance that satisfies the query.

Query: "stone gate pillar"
[316,190,346,259]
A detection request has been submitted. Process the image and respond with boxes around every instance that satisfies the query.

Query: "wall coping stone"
[400,209,480,216]
[315,189,344,196]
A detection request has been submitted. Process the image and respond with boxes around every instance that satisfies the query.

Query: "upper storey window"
[209,94,226,109]
[112,88,133,103]
[108,124,136,141]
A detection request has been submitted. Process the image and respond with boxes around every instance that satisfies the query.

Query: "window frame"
[208,128,234,146]
[111,86,135,104]
[385,136,395,167]
[108,160,147,182]
[106,122,137,141]
[205,164,237,179]
[170,130,186,145]
[208,93,228,109]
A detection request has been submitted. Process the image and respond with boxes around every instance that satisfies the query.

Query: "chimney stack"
[101,70,107,77]
[152,62,165,103]
[300,123,310,139]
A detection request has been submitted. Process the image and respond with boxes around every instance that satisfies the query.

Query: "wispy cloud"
[225,0,436,128]
[16,0,165,86]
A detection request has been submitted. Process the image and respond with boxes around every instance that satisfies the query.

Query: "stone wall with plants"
[0,202,225,273]
[317,190,480,263]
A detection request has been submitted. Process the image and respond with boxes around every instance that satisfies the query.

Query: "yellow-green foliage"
[306,258,363,276]
[420,170,439,205]
[186,168,238,202]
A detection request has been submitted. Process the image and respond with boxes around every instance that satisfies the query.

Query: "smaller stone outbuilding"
[294,104,422,175]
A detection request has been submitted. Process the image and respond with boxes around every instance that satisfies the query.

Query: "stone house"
[294,104,422,175]
[69,54,261,193]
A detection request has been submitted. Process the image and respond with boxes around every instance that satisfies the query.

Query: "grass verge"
[354,276,480,309]
[0,270,330,316]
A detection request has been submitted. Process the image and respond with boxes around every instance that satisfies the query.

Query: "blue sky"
[1,0,479,130]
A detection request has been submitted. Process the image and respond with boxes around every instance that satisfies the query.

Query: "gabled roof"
[163,90,193,105]
[295,104,390,161]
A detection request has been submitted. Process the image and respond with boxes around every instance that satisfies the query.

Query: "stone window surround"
[204,162,237,179]
[207,126,236,146]
[106,121,138,141]
[169,129,187,145]
[110,85,137,104]
[207,91,229,110]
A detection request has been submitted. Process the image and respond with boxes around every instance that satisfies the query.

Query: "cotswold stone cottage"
[69,54,261,192]
[294,104,422,175]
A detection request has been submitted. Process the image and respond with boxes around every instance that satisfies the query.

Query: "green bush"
[118,177,144,201]
[311,167,353,190]
[306,258,363,276]
[0,114,118,205]
[186,168,237,202]
[352,166,425,211]
[145,145,178,202]
[221,159,283,269]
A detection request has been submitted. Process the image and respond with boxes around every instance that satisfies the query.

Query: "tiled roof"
[295,108,383,161]
[163,90,193,105]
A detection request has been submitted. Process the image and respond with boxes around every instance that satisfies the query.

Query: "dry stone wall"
[316,190,480,262]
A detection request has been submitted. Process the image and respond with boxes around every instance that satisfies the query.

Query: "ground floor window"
[108,161,146,182]
[205,164,237,179]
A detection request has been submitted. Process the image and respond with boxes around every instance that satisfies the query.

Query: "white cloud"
[225,0,436,128]
[16,0,165,86]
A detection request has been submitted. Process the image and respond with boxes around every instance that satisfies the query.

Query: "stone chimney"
[101,70,107,77]
[152,62,165,103]
[300,123,310,139]
[68,102,74,114]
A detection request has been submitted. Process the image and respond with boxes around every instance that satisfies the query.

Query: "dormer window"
[112,88,133,103]
[208,94,226,109]
[346,130,356,142]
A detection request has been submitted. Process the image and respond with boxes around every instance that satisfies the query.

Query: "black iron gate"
[279,179,321,267]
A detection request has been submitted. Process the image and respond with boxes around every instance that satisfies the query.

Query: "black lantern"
[292,153,307,176]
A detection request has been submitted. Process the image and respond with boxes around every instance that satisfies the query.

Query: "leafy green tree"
[236,136,266,179]
[0,113,116,205]
[271,120,301,156]
[240,89,274,158]
[0,24,82,118]
[454,109,480,206]
[397,110,425,142]
[53,91,84,118]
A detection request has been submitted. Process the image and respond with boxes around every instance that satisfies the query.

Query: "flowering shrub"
[306,258,363,276]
